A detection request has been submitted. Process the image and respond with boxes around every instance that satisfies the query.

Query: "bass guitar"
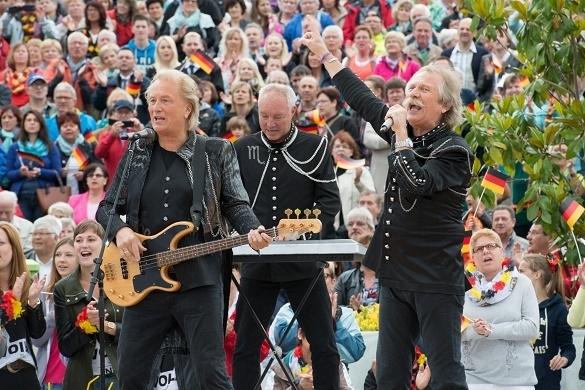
[102,210,322,307]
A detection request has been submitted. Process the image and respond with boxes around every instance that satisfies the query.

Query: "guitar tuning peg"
[284,209,292,218]
[303,209,311,218]
[294,209,301,219]
[312,209,321,219]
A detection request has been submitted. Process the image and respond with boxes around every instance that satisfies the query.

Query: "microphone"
[121,127,155,141]
[380,117,394,133]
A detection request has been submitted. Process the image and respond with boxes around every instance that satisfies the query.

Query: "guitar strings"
[114,227,279,271]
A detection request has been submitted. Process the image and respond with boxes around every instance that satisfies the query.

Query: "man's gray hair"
[146,69,200,131]
[347,207,375,229]
[412,16,433,29]
[67,31,89,46]
[0,191,18,206]
[258,83,297,109]
[33,215,62,235]
[322,25,343,39]
[415,64,463,129]
[54,82,76,98]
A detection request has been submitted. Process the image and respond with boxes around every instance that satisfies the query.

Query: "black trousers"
[117,284,232,390]
[233,276,340,390]
[376,287,468,390]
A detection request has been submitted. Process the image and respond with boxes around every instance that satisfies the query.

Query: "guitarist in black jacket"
[96,70,271,390]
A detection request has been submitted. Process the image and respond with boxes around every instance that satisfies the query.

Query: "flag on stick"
[17,151,45,167]
[480,168,508,195]
[190,51,215,75]
[335,155,365,170]
[560,197,584,230]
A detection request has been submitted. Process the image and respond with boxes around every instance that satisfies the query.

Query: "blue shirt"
[125,39,157,72]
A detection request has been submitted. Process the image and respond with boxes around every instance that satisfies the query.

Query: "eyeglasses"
[472,243,501,254]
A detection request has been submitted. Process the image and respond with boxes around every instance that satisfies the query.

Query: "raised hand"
[28,274,46,306]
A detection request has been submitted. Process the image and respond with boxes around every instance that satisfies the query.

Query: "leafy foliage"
[462,0,585,263]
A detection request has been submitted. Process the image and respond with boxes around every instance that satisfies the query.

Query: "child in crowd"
[519,254,576,390]
[225,116,251,142]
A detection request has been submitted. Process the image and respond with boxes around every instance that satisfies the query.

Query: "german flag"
[17,151,45,167]
[127,80,141,98]
[461,315,473,333]
[223,130,237,143]
[297,124,319,134]
[560,197,584,229]
[309,109,326,127]
[190,50,215,75]
[461,230,472,255]
[84,132,97,144]
[335,155,365,170]
[480,168,508,195]
[71,145,89,169]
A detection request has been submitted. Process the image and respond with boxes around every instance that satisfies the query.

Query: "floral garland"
[75,306,98,334]
[465,258,516,305]
[0,290,24,322]
[292,345,311,374]
[354,303,379,331]
[6,69,30,96]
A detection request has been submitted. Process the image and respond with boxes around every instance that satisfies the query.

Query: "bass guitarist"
[96,69,272,390]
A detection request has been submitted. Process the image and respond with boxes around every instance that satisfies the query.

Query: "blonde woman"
[220,81,259,136]
[0,222,46,387]
[146,35,180,79]
[262,33,292,72]
[214,27,250,90]
[232,58,265,97]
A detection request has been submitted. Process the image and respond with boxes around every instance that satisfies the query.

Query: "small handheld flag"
[71,145,89,169]
[461,230,472,255]
[223,130,237,143]
[335,155,365,170]
[461,315,473,333]
[84,132,97,144]
[190,51,215,75]
[560,197,584,230]
[127,80,141,98]
[17,151,45,168]
[480,168,508,195]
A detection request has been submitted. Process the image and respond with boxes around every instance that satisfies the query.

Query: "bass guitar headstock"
[277,208,322,241]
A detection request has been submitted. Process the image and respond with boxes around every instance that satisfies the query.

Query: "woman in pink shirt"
[68,163,108,224]
[374,31,420,82]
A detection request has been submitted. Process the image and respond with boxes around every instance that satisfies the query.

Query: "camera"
[108,119,134,128]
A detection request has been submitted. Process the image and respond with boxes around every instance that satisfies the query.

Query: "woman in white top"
[330,131,375,233]
[462,228,540,389]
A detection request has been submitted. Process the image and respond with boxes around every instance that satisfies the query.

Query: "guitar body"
[102,221,195,307]
[101,215,322,307]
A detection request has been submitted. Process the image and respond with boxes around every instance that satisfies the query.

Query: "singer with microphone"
[96,69,272,390]
[301,33,473,389]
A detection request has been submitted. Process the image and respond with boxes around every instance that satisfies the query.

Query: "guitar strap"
[189,134,207,230]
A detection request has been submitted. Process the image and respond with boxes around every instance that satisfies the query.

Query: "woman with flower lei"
[272,328,353,390]
[0,222,46,387]
[0,43,33,107]
[54,221,124,390]
[462,228,540,389]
